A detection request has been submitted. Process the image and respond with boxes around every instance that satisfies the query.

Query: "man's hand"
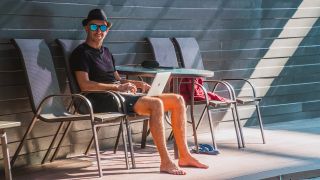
[134,81,151,93]
[141,82,151,93]
[118,83,137,93]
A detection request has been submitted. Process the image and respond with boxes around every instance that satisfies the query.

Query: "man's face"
[85,20,109,42]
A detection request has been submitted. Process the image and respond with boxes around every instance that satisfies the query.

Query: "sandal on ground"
[190,144,220,155]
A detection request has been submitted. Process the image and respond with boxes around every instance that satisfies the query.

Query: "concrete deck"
[10,118,320,180]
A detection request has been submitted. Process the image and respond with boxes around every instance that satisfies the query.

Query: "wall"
[0,0,319,167]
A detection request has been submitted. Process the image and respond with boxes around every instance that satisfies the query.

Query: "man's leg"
[158,94,208,168]
[133,96,186,175]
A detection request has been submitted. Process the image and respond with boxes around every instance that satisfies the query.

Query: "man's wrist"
[115,84,121,91]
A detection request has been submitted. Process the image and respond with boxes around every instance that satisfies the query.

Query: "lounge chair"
[173,37,265,145]
[55,39,150,167]
[147,37,243,151]
[10,39,130,177]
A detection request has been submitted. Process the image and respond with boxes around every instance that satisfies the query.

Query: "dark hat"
[82,9,112,27]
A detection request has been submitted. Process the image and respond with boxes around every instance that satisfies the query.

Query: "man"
[70,9,208,175]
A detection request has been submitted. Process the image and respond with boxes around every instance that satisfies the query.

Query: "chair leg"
[166,116,180,159]
[85,137,94,155]
[167,130,174,141]
[120,118,129,169]
[140,120,149,149]
[1,131,12,180]
[255,104,266,144]
[190,104,199,152]
[113,124,122,154]
[195,105,207,130]
[234,104,245,148]
[50,121,73,162]
[11,116,37,166]
[231,107,242,149]
[42,122,65,164]
[125,117,136,169]
[92,124,103,177]
[206,106,217,150]
[85,127,101,155]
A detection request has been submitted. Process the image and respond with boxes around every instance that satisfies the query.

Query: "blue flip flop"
[190,144,220,155]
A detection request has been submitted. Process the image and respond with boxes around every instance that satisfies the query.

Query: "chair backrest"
[147,37,179,68]
[173,37,204,70]
[13,39,66,114]
[56,39,84,94]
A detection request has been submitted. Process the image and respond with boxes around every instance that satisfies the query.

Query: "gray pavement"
[12,118,320,180]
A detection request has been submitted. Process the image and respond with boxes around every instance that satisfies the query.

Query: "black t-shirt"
[69,43,140,114]
[69,43,117,83]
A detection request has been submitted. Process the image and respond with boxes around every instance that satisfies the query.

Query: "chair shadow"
[13,144,165,179]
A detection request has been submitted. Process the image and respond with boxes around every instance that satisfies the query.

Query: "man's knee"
[134,97,164,115]
[149,98,164,114]
[165,94,186,112]
[172,94,186,107]
[177,94,186,105]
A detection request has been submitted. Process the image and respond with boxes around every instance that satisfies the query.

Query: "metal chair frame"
[55,39,150,168]
[147,37,244,152]
[172,37,245,150]
[10,39,130,177]
[222,78,266,144]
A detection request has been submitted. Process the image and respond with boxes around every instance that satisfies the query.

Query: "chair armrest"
[222,78,257,98]
[180,80,235,105]
[192,81,210,106]
[36,94,95,121]
[202,79,236,100]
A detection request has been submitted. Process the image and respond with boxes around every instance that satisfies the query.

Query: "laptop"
[145,72,171,96]
[121,72,171,96]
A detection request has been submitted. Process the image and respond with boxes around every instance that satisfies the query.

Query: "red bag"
[179,78,226,102]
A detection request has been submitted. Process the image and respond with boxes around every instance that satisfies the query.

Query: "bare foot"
[160,161,187,175]
[178,156,208,169]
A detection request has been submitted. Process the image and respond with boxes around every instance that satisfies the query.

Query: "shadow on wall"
[0,1,56,39]
[111,0,174,65]
[255,18,320,125]
[244,0,320,126]
[2,2,57,166]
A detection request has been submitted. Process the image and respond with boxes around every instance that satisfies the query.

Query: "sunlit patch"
[238,0,320,103]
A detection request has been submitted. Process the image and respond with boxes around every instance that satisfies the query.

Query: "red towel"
[179,78,226,102]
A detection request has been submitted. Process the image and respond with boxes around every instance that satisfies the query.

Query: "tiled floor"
[10,118,320,180]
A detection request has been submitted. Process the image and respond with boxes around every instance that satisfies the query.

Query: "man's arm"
[75,71,119,91]
[75,71,137,93]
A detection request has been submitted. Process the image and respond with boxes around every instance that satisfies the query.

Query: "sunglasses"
[89,24,108,32]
